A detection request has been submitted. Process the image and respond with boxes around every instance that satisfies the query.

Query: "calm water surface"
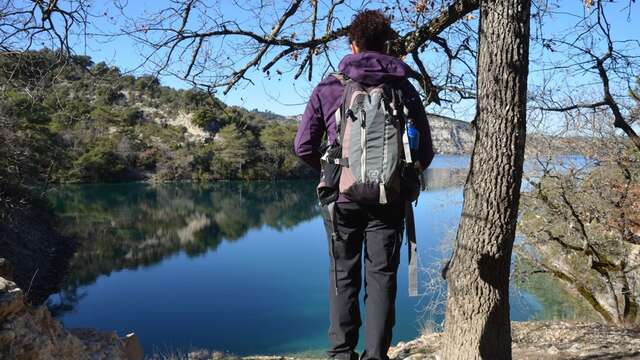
[47,155,570,356]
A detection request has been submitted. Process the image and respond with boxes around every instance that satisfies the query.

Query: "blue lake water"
[47,155,564,357]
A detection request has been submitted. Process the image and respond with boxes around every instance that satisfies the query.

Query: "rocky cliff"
[0,260,142,360]
[427,113,474,154]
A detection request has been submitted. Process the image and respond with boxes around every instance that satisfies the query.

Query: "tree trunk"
[442,0,531,359]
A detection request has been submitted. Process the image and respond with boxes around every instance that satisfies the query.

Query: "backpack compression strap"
[321,201,339,296]
[392,87,413,165]
[396,87,419,296]
[405,200,418,297]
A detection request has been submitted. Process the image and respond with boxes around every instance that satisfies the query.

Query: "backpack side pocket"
[317,144,343,206]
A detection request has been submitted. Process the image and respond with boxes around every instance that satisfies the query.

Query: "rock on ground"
[510,321,640,359]
[0,271,140,360]
[181,321,640,360]
[388,321,640,360]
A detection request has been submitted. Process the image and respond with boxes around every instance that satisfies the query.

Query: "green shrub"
[72,55,94,69]
[120,108,143,126]
[211,124,254,179]
[91,62,110,76]
[90,106,116,124]
[70,140,128,182]
[43,88,71,111]
[134,75,160,92]
[90,105,140,126]
[120,75,136,87]
[96,86,124,106]
[6,92,50,124]
[65,97,93,116]
[192,108,223,129]
[259,124,299,178]
[190,143,215,176]
[136,148,158,171]
[52,98,93,125]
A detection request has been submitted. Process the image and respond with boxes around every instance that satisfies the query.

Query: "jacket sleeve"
[294,87,325,171]
[403,82,435,170]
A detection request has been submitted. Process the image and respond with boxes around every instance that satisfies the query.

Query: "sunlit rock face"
[427,114,474,154]
[0,261,134,360]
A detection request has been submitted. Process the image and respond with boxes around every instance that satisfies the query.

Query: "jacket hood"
[338,52,414,85]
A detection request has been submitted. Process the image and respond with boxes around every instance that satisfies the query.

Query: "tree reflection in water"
[47,169,468,316]
[47,180,319,314]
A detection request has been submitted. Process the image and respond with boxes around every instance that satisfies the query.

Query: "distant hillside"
[2,50,480,189]
[248,109,288,121]
[0,50,314,184]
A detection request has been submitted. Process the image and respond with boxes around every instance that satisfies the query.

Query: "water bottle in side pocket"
[407,119,420,156]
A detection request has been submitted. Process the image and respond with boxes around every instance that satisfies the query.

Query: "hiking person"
[294,10,434,360]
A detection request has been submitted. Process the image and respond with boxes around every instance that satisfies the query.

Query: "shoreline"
[3,267,639,360]
[174,321,640,360]
[43,152,593,188]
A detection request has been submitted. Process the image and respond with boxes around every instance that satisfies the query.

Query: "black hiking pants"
[322,200,404,360]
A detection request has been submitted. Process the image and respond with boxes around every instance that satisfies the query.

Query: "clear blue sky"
[64,1,639,120]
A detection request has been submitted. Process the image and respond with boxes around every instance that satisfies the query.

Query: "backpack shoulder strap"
[331,72,354,145]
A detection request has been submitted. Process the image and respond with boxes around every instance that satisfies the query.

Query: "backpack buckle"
[347,109,357,122]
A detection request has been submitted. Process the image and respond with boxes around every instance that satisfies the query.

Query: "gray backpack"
[319,72,418,205]
[318,72,422,296]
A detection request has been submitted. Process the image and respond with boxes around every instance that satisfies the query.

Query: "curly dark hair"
[348,10,396,53]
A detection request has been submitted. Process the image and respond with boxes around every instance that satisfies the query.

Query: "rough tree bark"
[442,0,531,359]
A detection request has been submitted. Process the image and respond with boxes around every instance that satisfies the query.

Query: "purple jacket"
[294,51,435,172]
